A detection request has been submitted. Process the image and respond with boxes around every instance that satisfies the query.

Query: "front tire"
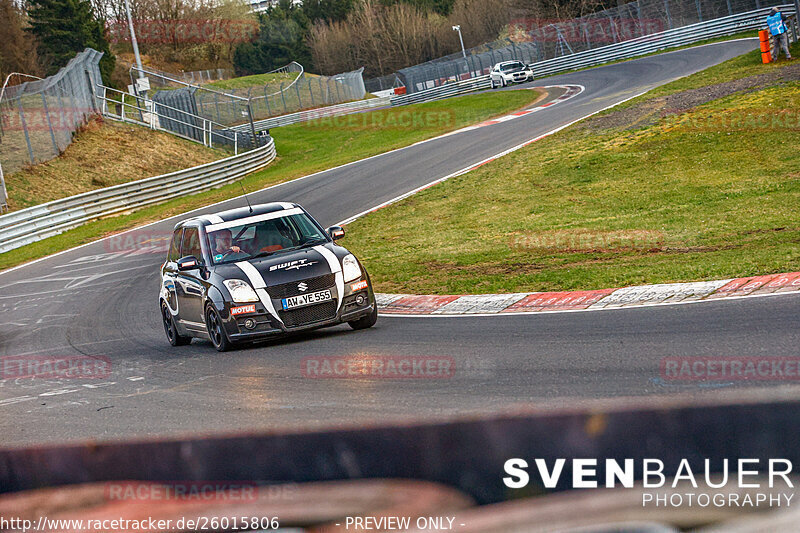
[348,304,378,330]
[206,306,233,352]
[162,302,191,346]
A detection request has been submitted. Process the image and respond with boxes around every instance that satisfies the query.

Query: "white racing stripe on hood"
[234,261,283,326]
[313,245,344,312]
[207,208,303,232]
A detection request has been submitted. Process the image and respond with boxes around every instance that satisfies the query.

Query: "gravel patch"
[583,62,800,132]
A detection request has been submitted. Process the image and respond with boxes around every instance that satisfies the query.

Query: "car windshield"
[501,62,524,71]
[206,212,328,264]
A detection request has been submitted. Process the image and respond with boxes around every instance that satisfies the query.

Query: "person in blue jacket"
[766,7,793,61]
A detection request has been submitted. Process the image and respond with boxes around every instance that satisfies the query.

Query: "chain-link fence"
[0,49,104,188]
[134,64,367,128]
[364,73,405,94]
[398,42,540,93]
[136,65,234,85]
[388,0,794,93]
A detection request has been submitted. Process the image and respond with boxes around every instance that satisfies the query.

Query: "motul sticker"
[231,304,256,316]
[350,280,368,291]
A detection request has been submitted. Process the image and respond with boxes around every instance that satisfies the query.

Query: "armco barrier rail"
[0,140,275,253]
[232,95,392,132]
[389,76,491,106]
[530,5,797,78]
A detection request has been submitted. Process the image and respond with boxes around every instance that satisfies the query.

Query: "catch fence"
[385,0,798,92]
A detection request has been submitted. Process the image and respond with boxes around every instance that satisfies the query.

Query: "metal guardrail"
[232,96,392,131]
[0,140,276,253]
[530,5,796,78]
[389,76,492,106]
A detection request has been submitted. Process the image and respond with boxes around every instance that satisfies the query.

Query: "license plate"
[282,289,333,310]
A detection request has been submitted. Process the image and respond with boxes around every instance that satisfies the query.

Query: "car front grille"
[267,274,336,299]
[280,300,337,328]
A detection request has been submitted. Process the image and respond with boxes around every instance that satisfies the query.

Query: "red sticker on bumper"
[231,304,256,316]
[350,280,368,291]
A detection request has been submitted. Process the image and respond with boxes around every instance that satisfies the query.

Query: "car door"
[176,225,207,331]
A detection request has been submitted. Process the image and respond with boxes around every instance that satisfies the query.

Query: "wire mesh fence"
[134,65,367,128]
[134,65,234,85]
[0,49,104,193]
[388,0,794,93]
[364,73,405,94]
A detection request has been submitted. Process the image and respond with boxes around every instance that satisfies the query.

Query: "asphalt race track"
[1,39,798,447]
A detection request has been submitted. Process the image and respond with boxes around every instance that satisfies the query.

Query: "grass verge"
[343,73,800,294]
[0,89,543,272]
[4,118,224,212]
[606,39,800,112]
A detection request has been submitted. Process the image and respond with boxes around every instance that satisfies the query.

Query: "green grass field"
[205,72,297,90]
[343,62,800,294]
[0,89,542,271]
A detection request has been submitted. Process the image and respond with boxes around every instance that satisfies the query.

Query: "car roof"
[176,202,299,229]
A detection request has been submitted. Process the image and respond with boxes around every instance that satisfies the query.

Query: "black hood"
[214,246,338,287]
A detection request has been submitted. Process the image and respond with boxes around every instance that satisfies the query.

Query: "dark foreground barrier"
[1,389,799,504]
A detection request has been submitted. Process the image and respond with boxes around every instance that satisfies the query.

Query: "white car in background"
[490,61,534,88]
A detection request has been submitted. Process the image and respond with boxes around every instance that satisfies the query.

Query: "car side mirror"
[326,226,345,241]
[177,256,200,271]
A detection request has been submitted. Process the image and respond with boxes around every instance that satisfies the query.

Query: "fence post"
[40,93,59,155]
[0,162,7,212]
[695,0,703,22]
[280,82,288,113]
[665,0,674,28]
[247,99,257,141]
[17,96,35,165]
[334,79,342,102]
[308,80,315,107]
[295,80,302,109]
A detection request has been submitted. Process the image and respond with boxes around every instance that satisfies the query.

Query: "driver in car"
[212,229,242,256]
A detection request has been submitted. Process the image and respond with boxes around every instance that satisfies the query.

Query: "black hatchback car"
[159,202,377,351]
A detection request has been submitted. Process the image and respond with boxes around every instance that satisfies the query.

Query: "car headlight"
[342,254,362,282]
[223,279,259,303]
